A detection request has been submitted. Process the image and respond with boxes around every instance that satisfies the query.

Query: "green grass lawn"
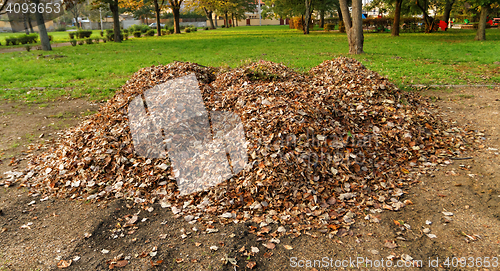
[0,25,499,102]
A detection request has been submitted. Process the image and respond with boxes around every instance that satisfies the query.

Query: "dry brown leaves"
[17,58,476,236]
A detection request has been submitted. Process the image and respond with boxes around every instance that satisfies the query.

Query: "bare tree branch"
[0,0,10,15]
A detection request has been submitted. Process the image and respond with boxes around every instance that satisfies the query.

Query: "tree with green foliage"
[314,0,340,28]
[91,0,122,42]
[186,0,218,29]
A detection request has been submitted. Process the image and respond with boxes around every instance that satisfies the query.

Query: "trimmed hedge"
[128,24,150,33]
[146,29,155,36]
[76,30,92,39]
[324,23,335,31]
[5,34,38,45]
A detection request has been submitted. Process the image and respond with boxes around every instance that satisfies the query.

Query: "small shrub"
[76,30,92,39]
[85,38,93,44]
[106,29,114,35]
[18,35,29,44]
[123,29,129,35]
[77,39,84,45]
[107,33,114,41]
[94,38,100,44]
[56,25,66,32]
[48,35,53,42]
[133,31,141,38]
[185,28,191,33]
[100,31,104,37]
[122,32,127,40]
[102,38,107,43]
[339,20,345,32]
[7,37,19,45]
[141,24,150,33]
[69,32,75,39]
[168,27,174,34]
[203,27,209,30]
[146,29,155,36]
[161,29,167,35]
[324,23,335,31]
[28,34,38,43]
[70,39,77,46]
[25,45,32,52]
[221,25,226,28]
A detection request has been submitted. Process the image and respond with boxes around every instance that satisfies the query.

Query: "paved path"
[0,42,72,53]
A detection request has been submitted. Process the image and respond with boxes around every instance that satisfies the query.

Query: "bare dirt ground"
[0,42,73,54]
[1,87,499,271]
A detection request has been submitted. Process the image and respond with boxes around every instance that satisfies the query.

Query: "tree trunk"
[392,0,402,36]
[154,0,161,36]
[339,0,364,54]
[232,13,235,27]
[320,9,325,28]
[442,0,455,29]
[23,14,30,34]
[33,0,51,50]
[204,8,215,29]
[28,14,34,33]
[110,0,121,42]
[475,4,490,41]
[304,0,311,34]
[224,12,228,28]
[214,13,218,27]
[173,7,180,33]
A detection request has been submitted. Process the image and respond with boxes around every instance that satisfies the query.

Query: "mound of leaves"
[17,58,475,236]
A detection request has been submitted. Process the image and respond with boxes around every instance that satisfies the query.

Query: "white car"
[149,23,165,28]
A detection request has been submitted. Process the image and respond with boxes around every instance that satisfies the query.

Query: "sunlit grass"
[0,25,498,102]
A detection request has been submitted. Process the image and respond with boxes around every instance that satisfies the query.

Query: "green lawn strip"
[0,25,498,102]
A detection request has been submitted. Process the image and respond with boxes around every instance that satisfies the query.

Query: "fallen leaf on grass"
[283,245,293,250]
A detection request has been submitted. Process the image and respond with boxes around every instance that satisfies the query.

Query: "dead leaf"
[150,260,163,266]
[283,245,293,250]
[384,240,398,249]
[246,261,257,269]
[57,259,72,269]
[263,242,275,249]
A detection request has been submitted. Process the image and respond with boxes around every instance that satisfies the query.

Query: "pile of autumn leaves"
[21,58,469,234]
